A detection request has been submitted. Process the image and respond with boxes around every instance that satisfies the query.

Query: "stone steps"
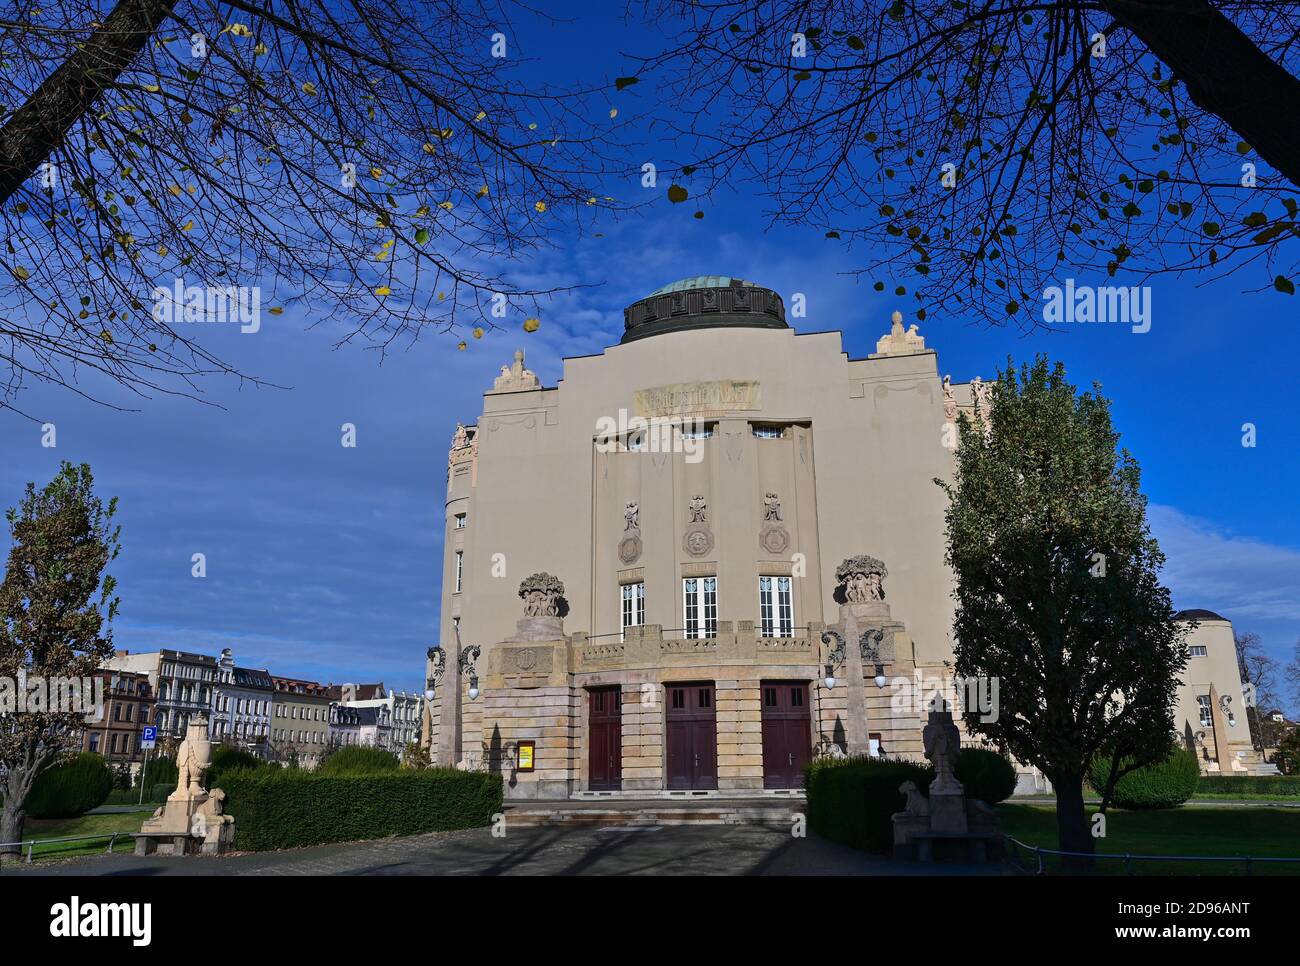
[503,801,802,828]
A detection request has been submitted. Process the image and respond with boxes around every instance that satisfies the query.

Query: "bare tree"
[636,1,1300,327]
[1234,629,1278,753]
[0,1,621,409]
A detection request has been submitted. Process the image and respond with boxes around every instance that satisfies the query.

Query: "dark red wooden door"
[761,681,812,789]
[588,686,622,790]
[665,683,717,790]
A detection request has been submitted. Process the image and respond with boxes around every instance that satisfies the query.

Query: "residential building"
[80,669,154,766]
[103,649,218,741]
[211,649,274,755]
[271,676,331,767]
[1174,610,1264,774]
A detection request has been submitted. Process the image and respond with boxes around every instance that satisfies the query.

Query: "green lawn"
[998,803,1300,875]
[10,810,151,862]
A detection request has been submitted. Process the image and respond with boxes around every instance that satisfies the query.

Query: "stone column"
[841,605,869,756]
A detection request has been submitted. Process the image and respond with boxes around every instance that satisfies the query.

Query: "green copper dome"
[623,277,786,343]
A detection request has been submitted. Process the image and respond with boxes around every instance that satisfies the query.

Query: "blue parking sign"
[141,726,157,750]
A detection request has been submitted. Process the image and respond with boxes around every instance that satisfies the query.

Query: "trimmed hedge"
[26,753,114,819]
[207,745,267,789]
[318,745,400,776]
[805,756,934,852]
[954,748,1018,804]
[1197,774,1300,797]
[1088,747,1200,809]
[221,767,503,850]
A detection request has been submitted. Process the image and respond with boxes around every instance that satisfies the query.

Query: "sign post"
[138,726,157,806]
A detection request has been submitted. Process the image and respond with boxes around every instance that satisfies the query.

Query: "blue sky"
[1,6,1297,708]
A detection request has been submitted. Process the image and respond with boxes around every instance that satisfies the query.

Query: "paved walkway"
[4,825,1006,876]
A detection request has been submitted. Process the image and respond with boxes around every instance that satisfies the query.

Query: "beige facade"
[424,278,982,798]
[1173,611,1260,774]
[271,677,330,768]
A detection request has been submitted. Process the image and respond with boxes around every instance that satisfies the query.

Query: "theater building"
[419,275,1262,798]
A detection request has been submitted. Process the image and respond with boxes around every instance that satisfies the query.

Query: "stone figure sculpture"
[624,501,640,531]
[923,699,963,794]
[942,375,957,422]
[835,555,888,603]
[763,492,782,521]
[519,572,565,617]
[689,494,707,523]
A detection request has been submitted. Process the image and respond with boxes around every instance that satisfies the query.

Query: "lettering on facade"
[633,379,760,419]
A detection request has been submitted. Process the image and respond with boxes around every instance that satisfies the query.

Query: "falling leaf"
[523,318,540,333]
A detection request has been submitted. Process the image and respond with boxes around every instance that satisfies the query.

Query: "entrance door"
[665,683,718,790]
[761,681,812,789]
[588,686,622,791]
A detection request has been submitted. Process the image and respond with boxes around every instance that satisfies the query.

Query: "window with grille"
[759,576,794,637]
[683,577,717,638]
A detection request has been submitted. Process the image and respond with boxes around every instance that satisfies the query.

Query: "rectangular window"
[621,582,645,640]
[455,550,464,593]
[759,576,794,637]
[1197,694,1213,727]
[454,513,467,529]
[1188,645,1208,657]
[752,424,783,439]
[683,577,717,639]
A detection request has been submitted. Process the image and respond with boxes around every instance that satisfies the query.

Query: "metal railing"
[1005,835,1300,876]
[0,831,131,864]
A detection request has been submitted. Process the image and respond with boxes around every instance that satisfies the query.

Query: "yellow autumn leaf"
[472,327,484,339]
[528,122,537,130]
[523,317,540,333]
[13,266,30,281]
[477,185,489,198]
[439,201,453,210]
[422,143,436,155]
[586,197,597,206]
[254,42,268,56]
[268,307,284,315]
[474,111,486,122]
[457,341,467,350]
[415,204,430,217]
[370,166,383,178]
[609,108,618,119]
[227,23,252,37]
[301,81,317,96]
[168,185,183,196]
[374,284,392,296]
[534,201,547,213]
[142,83,161,93]
[182,220,194,231]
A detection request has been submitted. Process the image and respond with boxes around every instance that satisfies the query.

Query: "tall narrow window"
[454,550,464,593]
[621,582,645,640]
[1197,694,1213,727]
[759,576,794,637]
[454,513,467,529]
[683,577,717,639]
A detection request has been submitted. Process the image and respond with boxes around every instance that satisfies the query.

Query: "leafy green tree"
[1276,728,1300,776]
[0,462,120,860]
[937,356,1185,868]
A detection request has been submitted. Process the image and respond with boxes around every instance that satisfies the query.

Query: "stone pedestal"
[134,789,235,856]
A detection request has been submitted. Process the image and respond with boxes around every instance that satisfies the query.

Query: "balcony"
[572,621,823,673]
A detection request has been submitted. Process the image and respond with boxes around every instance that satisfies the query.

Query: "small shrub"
[149,782,176,803]
[222,768,503,850]
[1088,746,1199,809]
[954,748,1018,804]
[25,753,114,819]
[319,745,400,776]
[804,756,934,852]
